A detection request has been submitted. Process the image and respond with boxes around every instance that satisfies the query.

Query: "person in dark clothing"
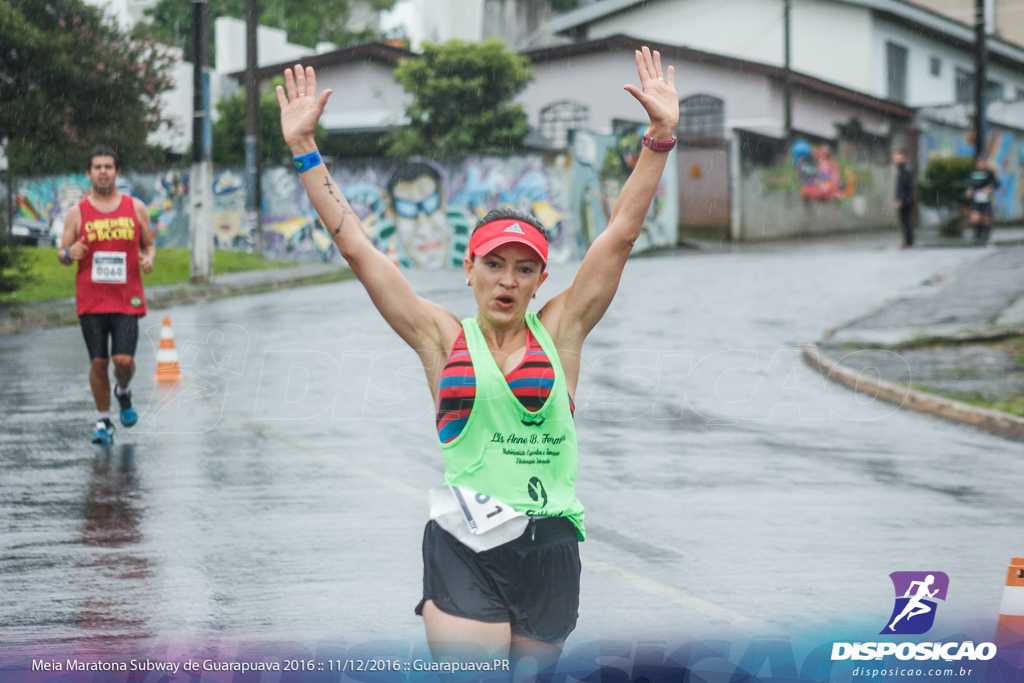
[966,157,1000,246]
[892,150,916,248]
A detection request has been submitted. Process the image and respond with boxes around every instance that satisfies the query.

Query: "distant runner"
[59,146,154,444]
[966,157,1000,246]
[276,47,679,672]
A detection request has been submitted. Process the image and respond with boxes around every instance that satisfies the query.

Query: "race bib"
[428,485,529,552]
[91,251,127,284]
[975,191,989,203]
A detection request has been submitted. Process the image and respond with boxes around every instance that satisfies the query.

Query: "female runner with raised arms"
[276,47,679,670]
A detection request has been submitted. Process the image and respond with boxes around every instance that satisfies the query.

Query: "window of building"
[930,56,942,77]
[956,68,973,103]
[539,101,589,148]
[677,94,725,140]
[886,42,908,103]
[1016,87,1024,102]
[956,69,1008,103]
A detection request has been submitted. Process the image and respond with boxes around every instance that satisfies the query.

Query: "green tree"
[212,80,325,166]
[385,39,533,157]
[0,0,175,175]
[145,0,397,61]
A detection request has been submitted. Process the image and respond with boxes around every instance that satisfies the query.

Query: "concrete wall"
[522,50,776,138]
[12,147,677,264]
[792,0,873,92]
[870,14,1024,106]
[315,61,412,132]
[735,130,896,240]
[586,0,786,68]
[566,0,1024,106]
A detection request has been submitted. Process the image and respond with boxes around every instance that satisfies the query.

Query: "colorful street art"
[263,155,576,266]
[920,123,1023,221]
[760,139,870,201]
[570,121,678,252]
[9,170,191,248]
[5,147,677,266]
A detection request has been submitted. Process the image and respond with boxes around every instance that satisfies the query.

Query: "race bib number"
[451,487,519,535]
[427,485,529,552]
[975,191,989,203]
[91,251,127,284]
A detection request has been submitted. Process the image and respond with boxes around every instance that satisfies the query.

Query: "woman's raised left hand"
[623,47,679,139]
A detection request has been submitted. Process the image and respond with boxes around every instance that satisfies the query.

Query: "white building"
[546,0,1024,107]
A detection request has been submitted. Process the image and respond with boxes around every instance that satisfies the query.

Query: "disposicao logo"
[882,571,949,635]
[830,571,997,662]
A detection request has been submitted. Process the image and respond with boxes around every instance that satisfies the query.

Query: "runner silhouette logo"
[881,571,949,635]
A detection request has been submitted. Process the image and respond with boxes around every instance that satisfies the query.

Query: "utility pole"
[973,0,987,160]
[190,0,214,284]
[245,0,264,254]
[783,0,792,141]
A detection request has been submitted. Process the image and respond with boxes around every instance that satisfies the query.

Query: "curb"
[802,344,1024,442]
[0,268,353,336]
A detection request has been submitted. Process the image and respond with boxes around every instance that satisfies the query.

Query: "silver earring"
[532,293,536,299]
[466,277,471,286]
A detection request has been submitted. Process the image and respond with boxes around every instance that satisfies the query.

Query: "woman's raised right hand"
[275,64,333,153]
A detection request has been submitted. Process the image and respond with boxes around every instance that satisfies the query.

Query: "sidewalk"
[0,261,352,335]
[803,243,1024,440]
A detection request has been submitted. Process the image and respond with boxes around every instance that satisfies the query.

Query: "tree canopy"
[385,39,533,157]
[0,0,175,175]
[145,0,398,61]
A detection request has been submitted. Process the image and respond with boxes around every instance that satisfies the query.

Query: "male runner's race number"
[451,487,519,535]
[92,251,127,284]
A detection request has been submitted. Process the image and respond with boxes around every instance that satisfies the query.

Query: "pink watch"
[642,131,677,152]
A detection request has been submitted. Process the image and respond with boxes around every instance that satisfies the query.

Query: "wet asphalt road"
[2,243,1021,656]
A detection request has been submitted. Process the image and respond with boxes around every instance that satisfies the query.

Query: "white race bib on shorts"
[91,251,127,284]
[975,191,990,203]
[428,485,529,553]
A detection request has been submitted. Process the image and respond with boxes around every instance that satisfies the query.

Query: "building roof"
[547,0,1024,69]
[227,41,414,81]
[523,34,915,119]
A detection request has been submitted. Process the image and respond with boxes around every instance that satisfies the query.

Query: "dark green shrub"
[918,157,973,237]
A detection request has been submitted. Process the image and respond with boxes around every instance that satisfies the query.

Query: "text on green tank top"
[441,313,584,540]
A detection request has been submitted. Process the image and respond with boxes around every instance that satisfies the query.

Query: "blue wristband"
[293,150,323,173]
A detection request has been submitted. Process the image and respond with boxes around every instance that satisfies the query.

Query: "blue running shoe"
[117,389,138,428]
[91,418,115,444]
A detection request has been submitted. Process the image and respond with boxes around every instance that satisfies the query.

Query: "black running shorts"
[971,201,993,216]
[79,313,140,360]
[415,517,581,643]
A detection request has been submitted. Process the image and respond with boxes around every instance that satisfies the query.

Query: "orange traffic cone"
[153,317,183,383]
[997,558,1024,649]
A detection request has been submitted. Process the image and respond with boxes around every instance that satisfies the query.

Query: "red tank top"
[76,194,147,317]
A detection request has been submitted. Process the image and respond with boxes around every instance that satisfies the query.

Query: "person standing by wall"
[892,149,916,249]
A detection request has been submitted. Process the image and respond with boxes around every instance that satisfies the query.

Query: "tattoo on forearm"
[332,208,354,236]
[323,177,345,207]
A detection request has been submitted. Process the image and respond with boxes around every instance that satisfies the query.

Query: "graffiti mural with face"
[385,161,455,269]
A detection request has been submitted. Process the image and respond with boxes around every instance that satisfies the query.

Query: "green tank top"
[441,313,585,540]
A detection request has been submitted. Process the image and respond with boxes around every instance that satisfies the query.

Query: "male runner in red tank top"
[58,146,155,444]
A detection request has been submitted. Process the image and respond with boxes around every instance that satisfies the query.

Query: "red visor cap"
[468,219,548,265]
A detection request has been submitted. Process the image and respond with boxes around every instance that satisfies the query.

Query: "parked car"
[9,217,52,246]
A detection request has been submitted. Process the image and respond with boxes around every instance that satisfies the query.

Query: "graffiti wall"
[261,155,577,265]
[8,170,192,249]
[569,121,679,253]
[7,143,681,263]
[738,130,892,240]
[919,122,1024,222]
